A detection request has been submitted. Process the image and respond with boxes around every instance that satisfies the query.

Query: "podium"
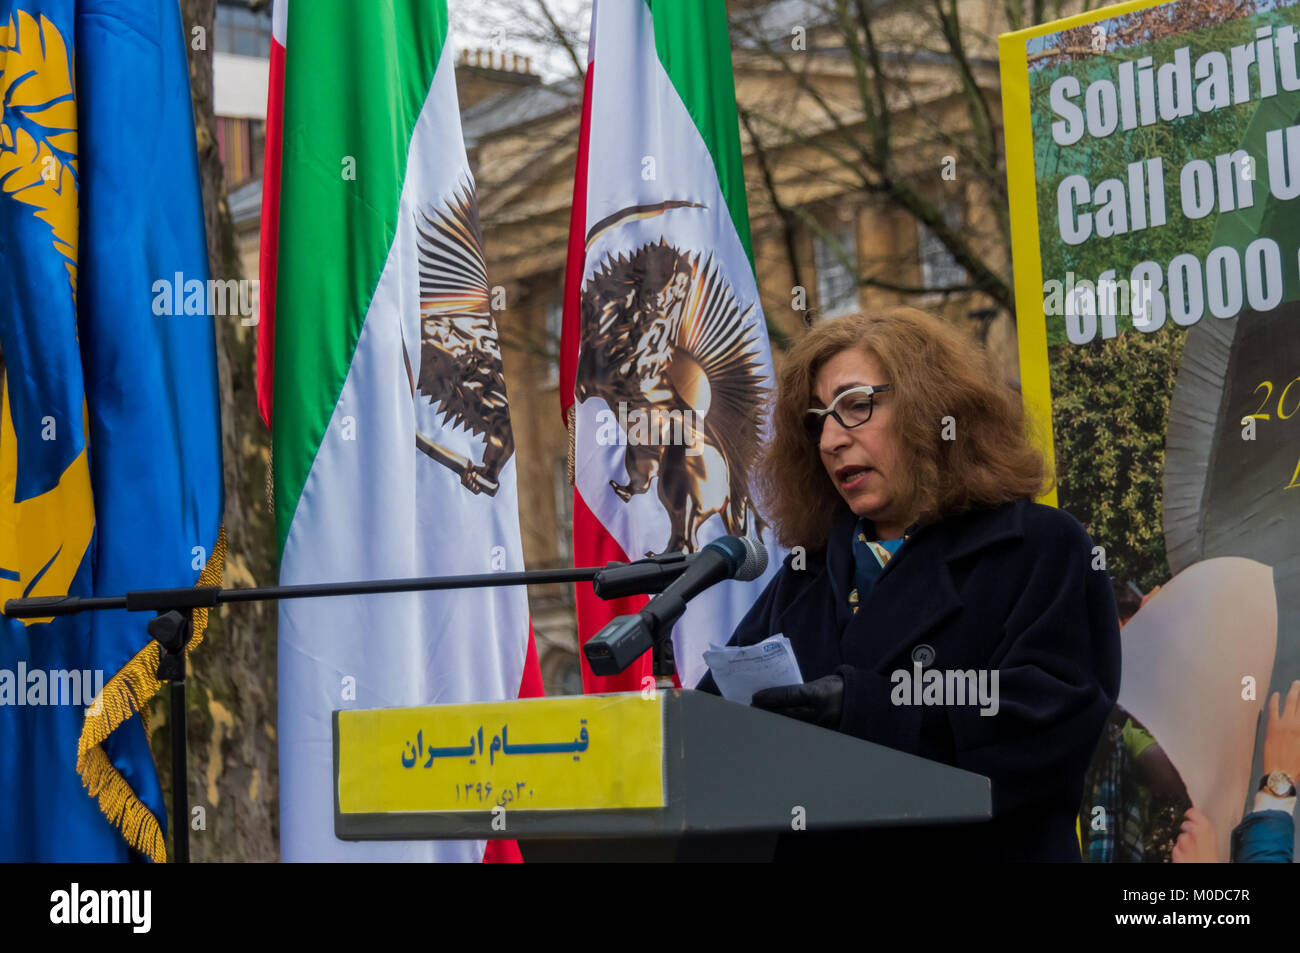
[333,688,991,861]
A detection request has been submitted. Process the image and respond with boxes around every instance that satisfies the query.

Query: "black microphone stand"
[645,593,687,689]
[149,610,191,863]
[5,560,679,863]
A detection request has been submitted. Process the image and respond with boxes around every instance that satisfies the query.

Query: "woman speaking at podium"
[697,307,1121,862]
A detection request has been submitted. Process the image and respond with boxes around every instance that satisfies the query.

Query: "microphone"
[591,532,768,605]
[584,535,767,677]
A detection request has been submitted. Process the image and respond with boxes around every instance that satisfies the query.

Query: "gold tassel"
[77,525,228,861]
[80,744,167,864]
[189,526,227,649]
[565,403,576,487]
[265,450,275,517]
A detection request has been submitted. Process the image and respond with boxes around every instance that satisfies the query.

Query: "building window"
[249,120,266,181]
[918,204,967,290]
[544,300,563,389]
[216,2,272,59]
[813,221,858,320]
[216,118,266,188]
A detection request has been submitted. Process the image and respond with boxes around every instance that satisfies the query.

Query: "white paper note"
[702,633,804,705]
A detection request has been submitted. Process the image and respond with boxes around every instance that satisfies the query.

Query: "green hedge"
[1049,330,1186,596]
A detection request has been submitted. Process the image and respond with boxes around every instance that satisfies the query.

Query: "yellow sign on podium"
[336,693,666,814]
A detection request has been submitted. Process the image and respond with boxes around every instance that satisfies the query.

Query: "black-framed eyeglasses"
[804,384,891,441]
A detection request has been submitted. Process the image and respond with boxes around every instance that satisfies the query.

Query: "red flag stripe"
[255,6,286,429]
[558,60,594,426]
[561,10,676,694]
[561,13,630,692]
[483,622,545,863]
[572,487,653,694]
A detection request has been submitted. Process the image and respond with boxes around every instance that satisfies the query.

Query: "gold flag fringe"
[566,404,576,487]
[265,451,275,517]
[77,525,227,863]
[80,743,167,863]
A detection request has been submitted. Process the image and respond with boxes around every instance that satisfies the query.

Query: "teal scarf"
[848,520,906,615]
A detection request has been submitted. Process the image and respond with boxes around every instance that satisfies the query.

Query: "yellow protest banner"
[998,0,1167,505]
[999,0,1300,861]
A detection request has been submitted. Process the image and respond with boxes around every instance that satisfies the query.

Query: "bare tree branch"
[535,0,585,78]
[740,105,811,330]
[731,1,1014,315]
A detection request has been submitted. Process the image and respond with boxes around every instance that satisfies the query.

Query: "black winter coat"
[696,497,1121,862]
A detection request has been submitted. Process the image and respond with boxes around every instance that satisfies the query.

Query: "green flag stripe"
[273,0,449,555]
[647,0,755,270]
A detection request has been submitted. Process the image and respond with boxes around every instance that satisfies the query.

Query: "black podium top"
[334,689,991,846]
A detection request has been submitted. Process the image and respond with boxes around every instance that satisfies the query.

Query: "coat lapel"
[837,499,1027,672]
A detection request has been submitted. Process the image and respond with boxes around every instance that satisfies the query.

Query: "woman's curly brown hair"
[757,307,1052,549]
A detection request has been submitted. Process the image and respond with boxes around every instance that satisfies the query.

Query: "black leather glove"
[751,674,844,729]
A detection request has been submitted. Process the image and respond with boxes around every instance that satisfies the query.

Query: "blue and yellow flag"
[0,0,222,861]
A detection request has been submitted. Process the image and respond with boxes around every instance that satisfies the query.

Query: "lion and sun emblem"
[575,202,770,554]
[406,188,769,556]
[405,180,514,497]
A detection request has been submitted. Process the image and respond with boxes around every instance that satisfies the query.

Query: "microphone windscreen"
[704,535,768,581]
[733,536,768,581]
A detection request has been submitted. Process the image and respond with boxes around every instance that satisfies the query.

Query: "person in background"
[1080,584,1181,863]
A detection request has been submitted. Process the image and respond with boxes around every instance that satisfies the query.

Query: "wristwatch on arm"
[1255,770,1298,814]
